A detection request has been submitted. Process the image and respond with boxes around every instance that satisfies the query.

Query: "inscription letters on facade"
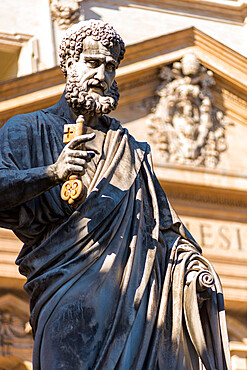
[183,216,245,252]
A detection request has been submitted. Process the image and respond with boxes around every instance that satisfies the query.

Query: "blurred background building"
[0,0,246,369]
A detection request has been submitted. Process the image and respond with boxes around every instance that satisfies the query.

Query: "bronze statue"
[0,20,231,369]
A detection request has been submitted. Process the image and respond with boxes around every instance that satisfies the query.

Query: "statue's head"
[59,20,125,116]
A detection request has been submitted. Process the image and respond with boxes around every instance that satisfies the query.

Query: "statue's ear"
[66,58,74,72]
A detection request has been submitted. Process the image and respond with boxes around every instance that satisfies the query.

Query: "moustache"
[84,79,108,93]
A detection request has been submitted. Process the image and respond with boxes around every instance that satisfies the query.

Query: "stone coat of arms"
[148,53,230,168]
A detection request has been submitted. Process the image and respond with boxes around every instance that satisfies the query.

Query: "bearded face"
[64,36,121,117]
[65,68,119,116]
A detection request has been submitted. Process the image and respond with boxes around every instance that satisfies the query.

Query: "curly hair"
[59,20,125,77]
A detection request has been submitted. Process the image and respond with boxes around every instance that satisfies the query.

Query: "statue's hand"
[51,133,96,182]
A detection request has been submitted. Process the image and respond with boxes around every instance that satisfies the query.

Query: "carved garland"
[50,0,82,29]
[148,53,231,168]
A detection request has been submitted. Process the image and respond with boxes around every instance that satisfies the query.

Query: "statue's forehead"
[82,36,120,61]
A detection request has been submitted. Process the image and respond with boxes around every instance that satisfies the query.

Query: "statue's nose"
[95,64,105,81]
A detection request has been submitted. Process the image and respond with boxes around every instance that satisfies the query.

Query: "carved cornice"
[0,33,32,53]
[96,0,247,24]
[160,178,247,212]
[122,27,247,86]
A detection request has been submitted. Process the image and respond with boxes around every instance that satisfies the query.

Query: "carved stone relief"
[148,53,231,168]
[50,0,82,29]
[0,294,33,360]
[0,310,29,356]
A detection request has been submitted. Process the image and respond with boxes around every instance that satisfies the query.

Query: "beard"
[65,70,119,116]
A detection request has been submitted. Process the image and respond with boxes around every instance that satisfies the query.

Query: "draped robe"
[0,95,231,369]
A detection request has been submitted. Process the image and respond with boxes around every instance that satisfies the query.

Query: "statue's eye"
[106,63,115,72]
[87,60,100,68]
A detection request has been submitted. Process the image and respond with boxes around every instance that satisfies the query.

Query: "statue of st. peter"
[0,20,230,370]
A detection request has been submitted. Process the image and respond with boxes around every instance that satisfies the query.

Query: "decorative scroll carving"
[148,53,231,168]
[50,0,82,29]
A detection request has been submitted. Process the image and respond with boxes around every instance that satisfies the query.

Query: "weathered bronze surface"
[0,20,231,369]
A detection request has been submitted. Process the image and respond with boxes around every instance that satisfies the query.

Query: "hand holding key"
[55,115,95,205]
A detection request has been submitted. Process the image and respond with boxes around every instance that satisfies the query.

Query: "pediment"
[117,27,247,127]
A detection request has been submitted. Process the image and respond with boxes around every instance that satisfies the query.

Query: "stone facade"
[0,0,246,368]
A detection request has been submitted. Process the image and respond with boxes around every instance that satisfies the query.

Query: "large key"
[61,115,87,206]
